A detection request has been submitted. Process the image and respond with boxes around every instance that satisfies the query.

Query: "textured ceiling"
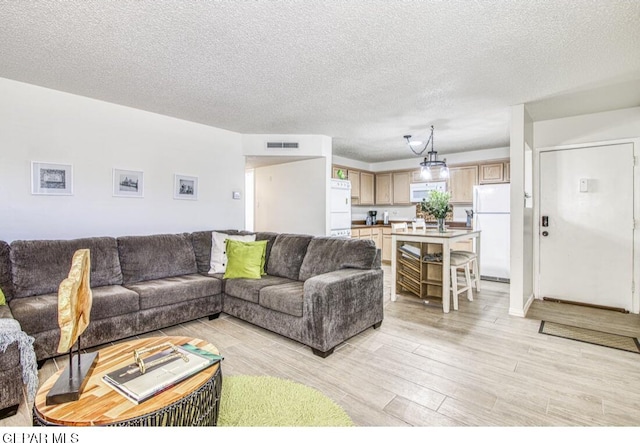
[1,0,639,163]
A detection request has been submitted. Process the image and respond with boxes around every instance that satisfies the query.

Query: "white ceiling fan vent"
[266,141,299,149]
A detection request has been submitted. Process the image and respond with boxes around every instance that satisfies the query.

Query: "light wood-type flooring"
[3,265,640,427]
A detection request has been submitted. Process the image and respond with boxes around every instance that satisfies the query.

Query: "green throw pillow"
[224,240,268,280]
[0,287,5,305]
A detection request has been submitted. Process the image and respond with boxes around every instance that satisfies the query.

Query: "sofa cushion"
[241,232,279,271]
[298,237,378,281]
[210,232,256,274]
[223,240,267,280]
[118,233,197,284]
[10,237,123,298]
[0,241,14,302]
[259,281,305,317]
[224,275,294,304]
[190,230,240,274]
[9,285,139,335]
[266,234,314,281]
[126,274,221,310]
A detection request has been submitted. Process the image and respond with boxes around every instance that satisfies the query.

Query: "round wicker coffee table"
[33,336,222,426]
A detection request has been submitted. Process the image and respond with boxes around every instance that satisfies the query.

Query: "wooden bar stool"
[451,250,480,291]
[450,253,473,310]
[391,222,408,232]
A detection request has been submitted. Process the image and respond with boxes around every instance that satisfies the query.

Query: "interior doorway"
[537,142,635,312]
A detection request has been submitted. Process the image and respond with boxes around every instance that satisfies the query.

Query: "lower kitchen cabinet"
[352,227,388,260]
[382,227,392,262]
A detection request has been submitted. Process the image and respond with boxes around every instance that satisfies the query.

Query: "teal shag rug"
[217,375,354,427]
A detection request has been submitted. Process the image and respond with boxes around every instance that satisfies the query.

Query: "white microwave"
[410,181,447,202]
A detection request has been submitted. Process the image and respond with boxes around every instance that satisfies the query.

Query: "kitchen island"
[391,228,481,313]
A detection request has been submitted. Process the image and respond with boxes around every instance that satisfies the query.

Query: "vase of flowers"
[420,190,451,233]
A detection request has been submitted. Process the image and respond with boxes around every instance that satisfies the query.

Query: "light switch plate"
[579,178,588,192]
[232,191,241,200]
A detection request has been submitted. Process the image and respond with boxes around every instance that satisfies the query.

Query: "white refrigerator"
[472,183,510,282]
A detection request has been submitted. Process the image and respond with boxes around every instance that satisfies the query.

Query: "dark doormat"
[539,321,640,354]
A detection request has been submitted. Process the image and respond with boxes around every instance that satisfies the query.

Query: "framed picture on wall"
[174,174,198,200]
[31,161,73,195]
[113,168,144,198]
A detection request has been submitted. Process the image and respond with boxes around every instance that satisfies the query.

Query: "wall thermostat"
[232,191,241,200]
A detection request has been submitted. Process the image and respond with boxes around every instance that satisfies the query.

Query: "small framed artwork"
[113,168,144,198]
[174,174,198,200]
[31,161,73,195]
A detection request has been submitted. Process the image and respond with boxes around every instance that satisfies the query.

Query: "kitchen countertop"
[352,221,472,230]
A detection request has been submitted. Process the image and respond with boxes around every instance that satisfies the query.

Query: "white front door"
[538,142,635,311]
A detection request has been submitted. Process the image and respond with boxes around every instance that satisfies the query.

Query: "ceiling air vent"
[266,141,299,149]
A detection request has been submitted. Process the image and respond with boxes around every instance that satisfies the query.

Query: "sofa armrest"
[302,268,383,353]
[0,305,24,416]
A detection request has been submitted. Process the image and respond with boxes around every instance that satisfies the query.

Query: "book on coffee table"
[102,344,223,404]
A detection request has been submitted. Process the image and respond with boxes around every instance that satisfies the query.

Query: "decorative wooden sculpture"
[46,249,99,405]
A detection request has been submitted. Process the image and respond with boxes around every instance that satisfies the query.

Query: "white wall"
[534,107,640,148]
[253,158,328,236]
[0,78,245,242]
[509,105,536,317]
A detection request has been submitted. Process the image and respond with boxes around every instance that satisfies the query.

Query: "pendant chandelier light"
[403,125,449,180]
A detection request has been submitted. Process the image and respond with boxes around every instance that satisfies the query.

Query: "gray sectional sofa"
[0,229,384,419]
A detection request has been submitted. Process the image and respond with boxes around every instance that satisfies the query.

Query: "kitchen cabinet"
[382,227,392,262]
[448,165,478,204]
[348,169,360,200]
[370,227,382,249]
[479,162,511,184]
[352,226,386,258]
[332,166,347,180]
[411,170,426,183]
[359,172,375,205]
[392,172,411,205]
[375,173,393,205]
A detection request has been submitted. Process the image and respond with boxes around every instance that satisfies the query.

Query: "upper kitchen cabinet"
[479,161,510,184]
[392,171,411,205]
[375,173,393,205]
[348,169,360,200]
[332,165,374,205]
[448,165,478,203]
[332,166,346,179]
[411,169,426,182]
[360,172,375,205]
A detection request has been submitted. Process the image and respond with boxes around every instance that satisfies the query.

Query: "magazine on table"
[102,344,223,404]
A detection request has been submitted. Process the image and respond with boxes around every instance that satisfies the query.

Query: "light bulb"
[421,167,432,180]
[439,166,449,179]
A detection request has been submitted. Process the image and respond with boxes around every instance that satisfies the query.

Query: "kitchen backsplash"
[352,204,471,223]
